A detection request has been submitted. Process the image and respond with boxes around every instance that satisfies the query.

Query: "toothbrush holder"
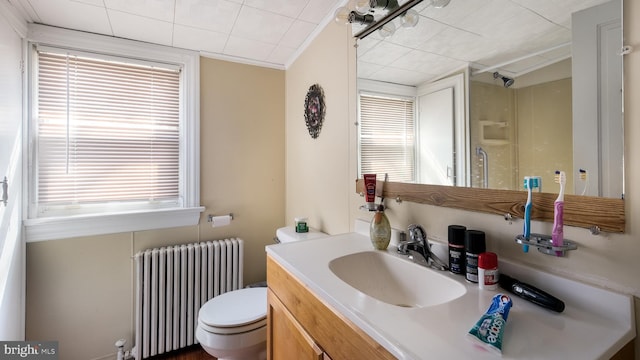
[515,233,577,257]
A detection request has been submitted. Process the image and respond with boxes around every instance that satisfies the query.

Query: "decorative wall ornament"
[304,83,326,139]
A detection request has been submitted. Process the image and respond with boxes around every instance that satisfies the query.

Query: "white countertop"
[266,231,635,359]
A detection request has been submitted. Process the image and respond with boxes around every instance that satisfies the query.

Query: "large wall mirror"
[355,0,624,201]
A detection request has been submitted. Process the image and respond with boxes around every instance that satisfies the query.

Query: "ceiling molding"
[0,0,29,37]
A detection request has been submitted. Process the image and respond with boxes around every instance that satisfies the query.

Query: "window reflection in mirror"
[358,80,416,183]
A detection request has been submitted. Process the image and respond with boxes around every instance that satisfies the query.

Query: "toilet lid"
[199,287,267,333]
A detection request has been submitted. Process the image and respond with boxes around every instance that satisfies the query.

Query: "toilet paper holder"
[207,213,234,223]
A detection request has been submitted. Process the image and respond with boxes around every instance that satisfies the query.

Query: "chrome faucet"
[397,224,448,271]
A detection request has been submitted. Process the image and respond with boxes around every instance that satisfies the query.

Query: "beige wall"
[469,81,518,190]
[284,21,356,235]
[517,78,574,193]
[470,78,574,193]
[25,57,285,359]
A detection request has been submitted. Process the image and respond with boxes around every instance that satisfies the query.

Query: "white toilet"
[196,226,327,359]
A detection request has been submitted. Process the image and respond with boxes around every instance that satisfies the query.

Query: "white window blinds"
[35,49,181,216]
[359,93,416,183]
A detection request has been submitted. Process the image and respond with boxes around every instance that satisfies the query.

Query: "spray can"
[448,225,466,275]
[478,252,499,290]
[465,230,486,283]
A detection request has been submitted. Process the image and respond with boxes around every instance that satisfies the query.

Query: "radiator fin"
[134,238,244,359]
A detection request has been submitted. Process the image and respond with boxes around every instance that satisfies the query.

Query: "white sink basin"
[328,251,466,308]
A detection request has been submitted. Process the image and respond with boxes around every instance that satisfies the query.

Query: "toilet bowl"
[196,226,327,359]
[196,287,268,360]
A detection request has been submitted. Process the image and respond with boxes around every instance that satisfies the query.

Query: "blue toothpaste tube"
[467,294,513,355]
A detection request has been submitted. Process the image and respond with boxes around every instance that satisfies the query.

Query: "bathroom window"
[24,26,202,241]
[358,91,416,183]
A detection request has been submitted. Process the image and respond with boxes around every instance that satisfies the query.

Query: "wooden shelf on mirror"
[355,179,625,233]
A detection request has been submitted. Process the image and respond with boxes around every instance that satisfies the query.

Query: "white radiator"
[134,238,244,359]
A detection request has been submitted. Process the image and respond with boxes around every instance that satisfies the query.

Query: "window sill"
[24,207,205,242]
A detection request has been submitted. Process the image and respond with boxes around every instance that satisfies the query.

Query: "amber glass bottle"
[370,205,391,250]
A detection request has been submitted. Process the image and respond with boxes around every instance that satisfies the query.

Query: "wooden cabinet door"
[267,289,324,360]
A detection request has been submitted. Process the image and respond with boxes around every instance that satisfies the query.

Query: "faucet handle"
[407,224,427,244]
[397,231,410,254]
[397,243,409,254]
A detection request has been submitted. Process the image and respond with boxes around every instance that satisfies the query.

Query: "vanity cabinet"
[266,255,395,360]
[267,289,326,360]
[267,232,636,359]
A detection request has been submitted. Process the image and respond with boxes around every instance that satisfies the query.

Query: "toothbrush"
[553,171,566,256]
[523,177,534,252]
[579,169,588,196]
[522,176,541,252]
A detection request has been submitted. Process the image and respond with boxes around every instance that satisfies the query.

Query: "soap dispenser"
[370,204,391,250]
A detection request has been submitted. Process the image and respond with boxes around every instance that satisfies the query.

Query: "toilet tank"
[275,226,327,243]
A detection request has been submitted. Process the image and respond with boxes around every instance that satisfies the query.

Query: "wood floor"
[149,345,214,360]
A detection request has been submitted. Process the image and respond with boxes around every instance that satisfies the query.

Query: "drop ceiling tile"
[175,0,241,34]
[475,48,530,70]
[369,66,434,86]
[456,0,530,37]
[224,35,275,61]
[511,0,570,25]
[19,0,597,79]
[410,2,430,13]
[267,44,296,65]
[419,0,485,27]
[73,0,106,6]
[104,0,176,22]
[463,9,560,53]
[173,24,228,53]
[511,0,608,27]
[26,0,112,35]
[391,49,466,76]
[243,0,308,19]
[108,9,173,46]
[356,37,381,55]
[280,20,316,48]
[505,25,568,53]
[232,6,293,44]
[416,27,492,62]
[520,26,571,54]
[299,0,340,24]
[385,16,448,49]
[357,61,384,80]
[358,41,411,66]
